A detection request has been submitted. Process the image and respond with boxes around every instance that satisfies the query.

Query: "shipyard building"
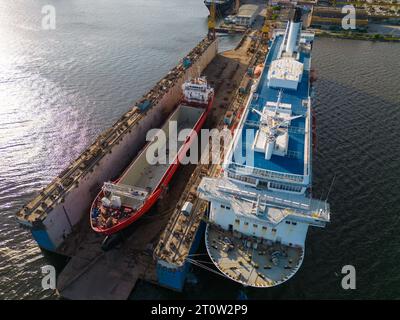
[235,4,258,27]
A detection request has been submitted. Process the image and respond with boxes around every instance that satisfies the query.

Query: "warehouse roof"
[237,4,258,18]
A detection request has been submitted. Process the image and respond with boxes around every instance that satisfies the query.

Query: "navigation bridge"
[198,177,330,228]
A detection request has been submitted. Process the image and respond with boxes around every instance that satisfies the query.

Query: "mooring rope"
[186,258,232,280]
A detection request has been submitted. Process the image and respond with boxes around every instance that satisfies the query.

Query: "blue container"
[183,57,192,69]
[138,100,151,112]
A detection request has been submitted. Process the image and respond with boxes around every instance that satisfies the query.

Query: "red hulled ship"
[90,78,214,234]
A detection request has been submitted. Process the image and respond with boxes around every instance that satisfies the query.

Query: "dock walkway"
[57,212,159,299]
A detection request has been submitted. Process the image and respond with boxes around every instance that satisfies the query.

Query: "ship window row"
[285,221,298,226]
[187,86,206,92]
[233,220,275,232]
[269,182,303,193]
[227,172,257,185]
[220,204,231,210]
[231,164,303,183]
[252,168,303,183]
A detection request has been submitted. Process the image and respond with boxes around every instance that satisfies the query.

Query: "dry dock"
[16,37,217,252]
[54,32,268,299]
[14,23,268,298]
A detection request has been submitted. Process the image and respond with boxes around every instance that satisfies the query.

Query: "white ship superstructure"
[198,8,330,288]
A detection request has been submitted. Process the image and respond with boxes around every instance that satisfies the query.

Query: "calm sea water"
[0,1,399,300]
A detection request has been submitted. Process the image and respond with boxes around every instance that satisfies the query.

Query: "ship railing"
[184,96,208,103]
[244,119,306,135]
[103,182,148,201]
[216,182,330,222]
[266,201,330,223]
[218,184,310,210]
[228,163,305,183]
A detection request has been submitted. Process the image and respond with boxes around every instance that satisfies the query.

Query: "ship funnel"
[285,7,302,56]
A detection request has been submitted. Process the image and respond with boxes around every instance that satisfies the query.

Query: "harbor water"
[0,0,399,299]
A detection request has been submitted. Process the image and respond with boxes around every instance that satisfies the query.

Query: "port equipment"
[183,57,192,69]
[234,0,240,14]
[262,3,272,40]
[181,202,193,217]
[208,0,216,40]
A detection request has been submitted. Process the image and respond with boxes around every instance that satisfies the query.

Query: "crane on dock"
[262,3,273,41]
[233,0,240,14]
[208,0,216,40]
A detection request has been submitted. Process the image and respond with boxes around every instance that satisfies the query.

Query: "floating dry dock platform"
[16,31,267,299]
[16,37,218,252]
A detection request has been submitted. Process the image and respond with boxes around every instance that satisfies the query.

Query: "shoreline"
[314,30,400,42]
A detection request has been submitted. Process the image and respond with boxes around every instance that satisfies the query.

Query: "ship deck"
[206,224,303,288]
[198,176,330,223]
[118,104,204,207]
[231,34,311,176]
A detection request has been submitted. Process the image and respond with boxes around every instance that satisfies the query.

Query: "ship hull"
[91,96,214,235]
[156,220,206,291]
[205,0,234,16]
